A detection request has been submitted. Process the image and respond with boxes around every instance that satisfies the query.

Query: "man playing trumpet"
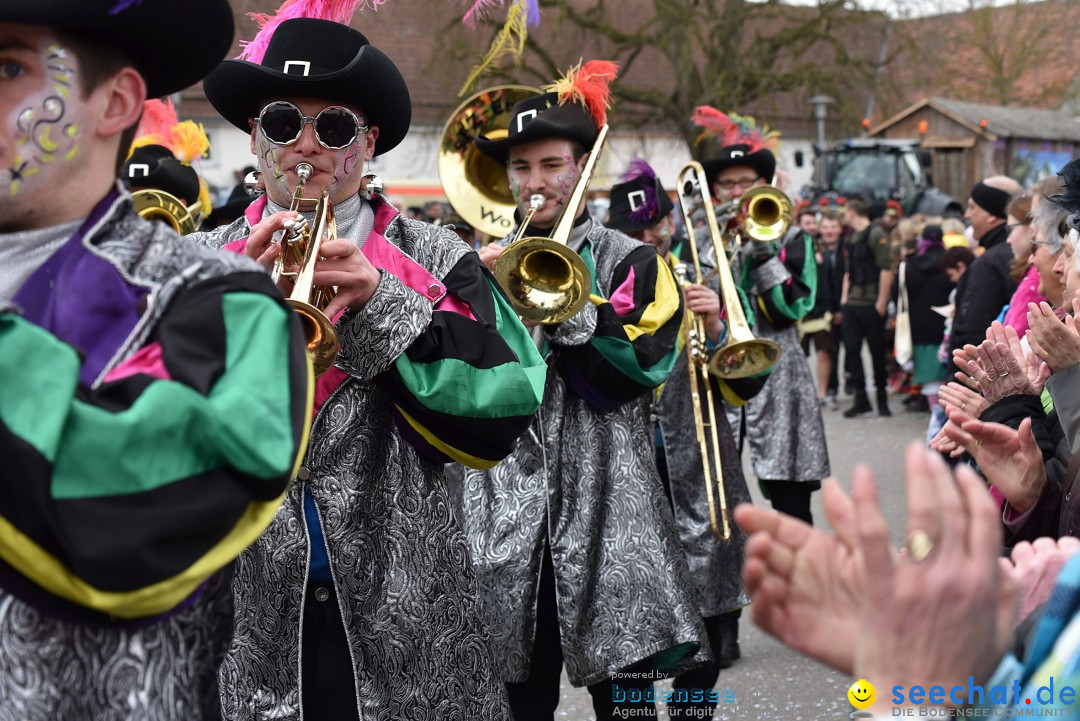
[188,9,546,721]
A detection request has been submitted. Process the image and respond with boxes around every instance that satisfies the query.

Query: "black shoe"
[843,392,873,418]
[877,390,892,417]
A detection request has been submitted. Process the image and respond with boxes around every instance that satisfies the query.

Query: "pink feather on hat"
[237,0,386,63]
[691,105,780,157]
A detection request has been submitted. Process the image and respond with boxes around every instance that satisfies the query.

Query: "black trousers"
[506,547,658,721]
[302,582,361,721]
[761,479,815,526]
[842,304,888,395]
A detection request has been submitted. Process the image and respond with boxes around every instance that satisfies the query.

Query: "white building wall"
[198,119,816,206]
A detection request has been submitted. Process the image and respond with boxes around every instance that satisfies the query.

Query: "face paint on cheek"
[3,44,81,198]
[509,176,522,208]
[554,152,578,202]
[333,146,363,187]
[256,135,287,193]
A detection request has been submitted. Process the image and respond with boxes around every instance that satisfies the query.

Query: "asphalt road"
[554,396,928,720]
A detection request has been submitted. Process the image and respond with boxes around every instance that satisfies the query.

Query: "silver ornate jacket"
[456,219,709,687]
[190,196,547,721]
[724,226,830,483]
[654,234,752,619]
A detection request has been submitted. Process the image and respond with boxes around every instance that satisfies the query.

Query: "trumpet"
[271,162,339,377]
[733,184,793,244]
[675,162,781,541]
[491,125,607,324]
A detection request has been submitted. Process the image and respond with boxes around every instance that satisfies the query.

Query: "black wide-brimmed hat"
[607,169,674,233]
[203,18,411,157]
[2,0,234,99]
[122,144,200,204]
[701,144,777,192]
[475,92,600,165]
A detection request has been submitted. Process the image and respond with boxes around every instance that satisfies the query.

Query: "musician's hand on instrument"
[478,243,503,272]
[685,283,723,343]
[315,239,381,318]
[246,211,298,269]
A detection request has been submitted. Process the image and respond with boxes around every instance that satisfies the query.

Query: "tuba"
[491,125,607,324]
[438,85,541,238]
[271,163,339,377]
[132,189,202,235]
[674,162,781,540]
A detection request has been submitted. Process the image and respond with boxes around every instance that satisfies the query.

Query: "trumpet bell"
[707,338,781,379]
[438,86,541,237]
[738,185,792,243]
[288,298,339,377]
[494,237,591,324]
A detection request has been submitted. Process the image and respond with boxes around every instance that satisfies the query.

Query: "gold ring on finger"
[904,529,935,562]
[1000,371,1010,377]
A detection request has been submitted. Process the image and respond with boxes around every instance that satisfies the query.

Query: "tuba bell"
[131,188,202,235]
[271,163,339,377]
[438,85,541,238]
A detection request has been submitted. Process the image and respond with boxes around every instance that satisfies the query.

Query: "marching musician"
[0,1,311,718]
[606,160,755,717]
[460,63,708,721]
[186,10,546,721]
[695,107,830,528]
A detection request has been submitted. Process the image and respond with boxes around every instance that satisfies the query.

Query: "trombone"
[271,162,339,376]
[732,184,793,245]
[674,161,781,540]
[491,125,607,324]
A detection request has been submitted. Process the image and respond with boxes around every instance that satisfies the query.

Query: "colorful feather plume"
[691,105,781,157]
[128,101,211,167]
[238,0,381,63]
[457,0,541,95]
[136,98,179,143]
[543,59,619,128]
[621,159,660,224]
[169,121,211,165]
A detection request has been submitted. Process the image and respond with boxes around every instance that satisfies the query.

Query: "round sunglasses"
[255,101,368,150]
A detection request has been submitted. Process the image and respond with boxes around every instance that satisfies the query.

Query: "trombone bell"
[132,188,201,235]
[494,238,591,323]
[738,185,793,243]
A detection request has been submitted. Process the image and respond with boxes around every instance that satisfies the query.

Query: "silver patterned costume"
[654,237,751,618]
[455,220,709,687]
[189,198,538,721]
[724,227,830,483]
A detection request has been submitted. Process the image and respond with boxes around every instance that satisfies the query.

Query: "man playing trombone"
[187,9,547,720]
[606,160,755,718]
[463,62,708,721]
[694,107,830,527]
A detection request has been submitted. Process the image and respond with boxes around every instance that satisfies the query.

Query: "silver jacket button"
[297,467,311,481]
[314,587,330,602]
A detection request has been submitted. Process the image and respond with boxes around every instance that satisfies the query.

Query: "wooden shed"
[870,97,1080,199]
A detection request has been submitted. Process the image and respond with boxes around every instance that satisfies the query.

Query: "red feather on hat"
[238,0,385,63]
[544,60,619,128]
[691,104,780,157]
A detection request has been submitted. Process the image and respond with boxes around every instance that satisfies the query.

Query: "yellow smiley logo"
[848,679,876,709]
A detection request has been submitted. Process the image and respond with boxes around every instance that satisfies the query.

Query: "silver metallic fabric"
[194,210,511,721]
[456,222,708,687]
[725,231,830,483]
[654,241,751,619]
